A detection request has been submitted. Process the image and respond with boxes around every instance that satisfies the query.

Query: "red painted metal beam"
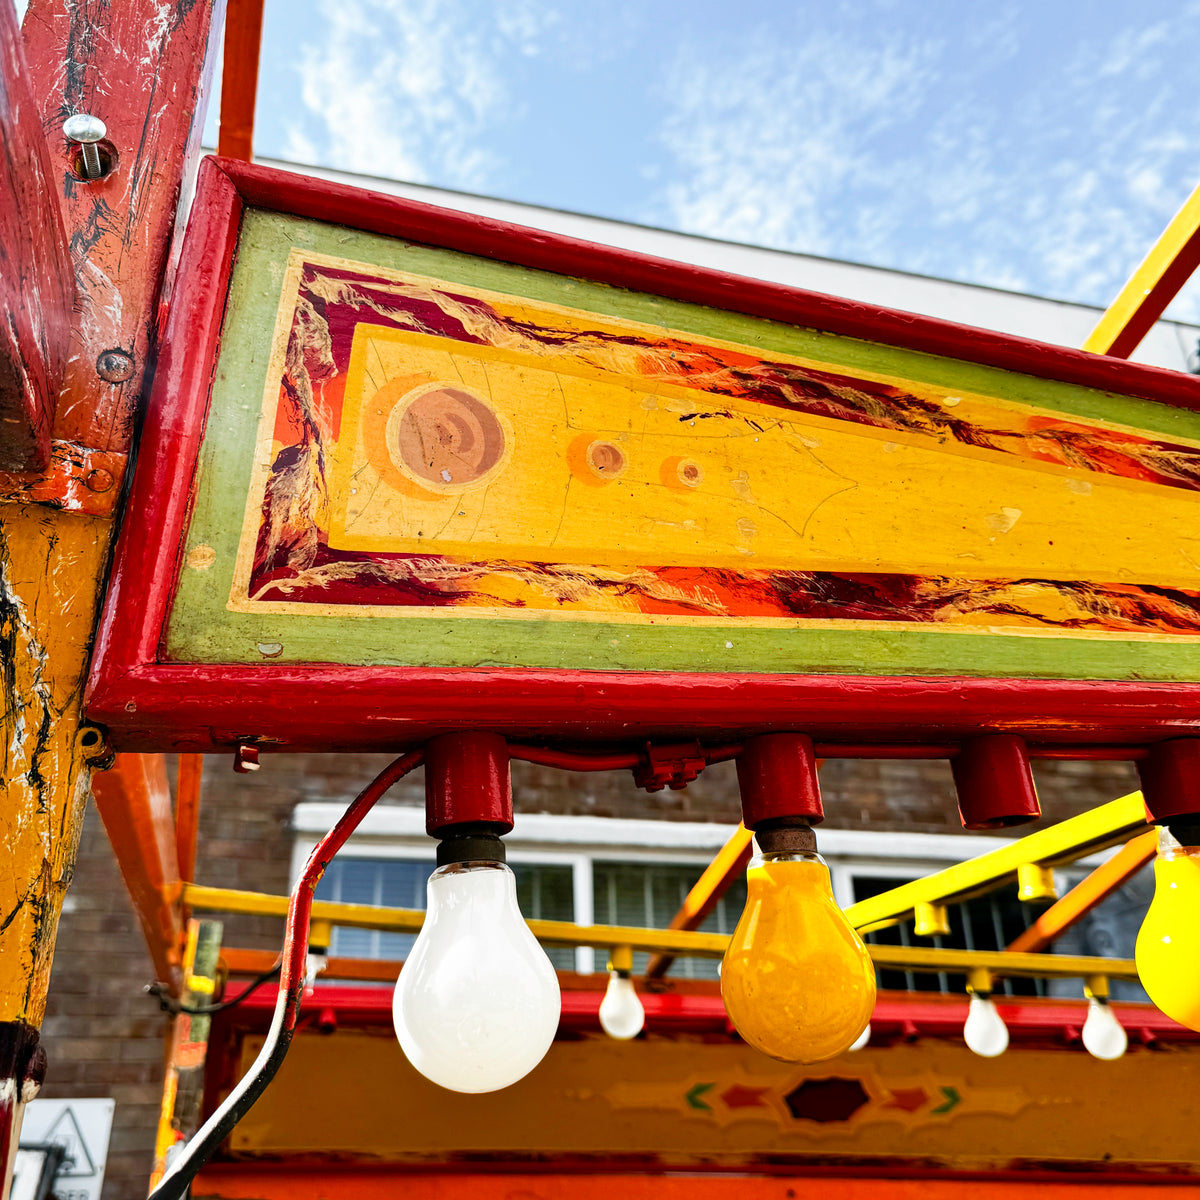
[190,1168,1200,1200]
[0,0,74,470]
[217,981,1200,1045]
[217,0,264,161]
[91,753,185,988]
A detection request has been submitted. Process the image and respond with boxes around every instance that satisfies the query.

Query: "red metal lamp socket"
[1136,738,1200,843]
[952,734,1041,830]
[735,733,824,836]
[424,732,513,863]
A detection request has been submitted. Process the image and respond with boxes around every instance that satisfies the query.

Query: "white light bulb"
[847,1023,871,1052]
[392,861,560,1093]
[963,993,1009,1058]
[1082,996,1127,1061]
[599,971,645,1040]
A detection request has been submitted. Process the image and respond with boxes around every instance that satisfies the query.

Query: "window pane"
[513,863,575,971]
[592,862,746,980]
[851,875,1041,996]
[316,857,575,969]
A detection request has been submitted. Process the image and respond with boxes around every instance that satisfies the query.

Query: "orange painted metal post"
[1083,179,1200,359]
[91,753,187,987]
[176,754,204,885]
[1006,829,1158,954]
[643,824,754,980]
[218,0,266,161]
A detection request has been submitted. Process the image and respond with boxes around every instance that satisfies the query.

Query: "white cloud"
[652,4,1200,321]
[286,0,559,189]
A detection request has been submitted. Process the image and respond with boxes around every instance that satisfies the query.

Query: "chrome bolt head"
[63,114,106,144]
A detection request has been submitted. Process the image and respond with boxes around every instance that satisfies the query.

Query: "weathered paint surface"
[0,0,223,1178]
[167,210,1200,681]
[215,1029,1200,1176]
[0,0,75,471]
[0,506,106,1024]
[0,1019,46,1200]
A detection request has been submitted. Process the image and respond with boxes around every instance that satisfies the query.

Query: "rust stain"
[0,442,127,515]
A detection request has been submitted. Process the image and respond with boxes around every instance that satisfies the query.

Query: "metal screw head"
[96,349,134,382]
[63,114,106,144]
[83,468,114,493]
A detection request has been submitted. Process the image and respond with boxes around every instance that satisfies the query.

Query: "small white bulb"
[964,993,1009,1058]
[599,970,645,1040]
[847,1022,871,1052]
[393,861,560,1093]
[1082,996,1127,1060]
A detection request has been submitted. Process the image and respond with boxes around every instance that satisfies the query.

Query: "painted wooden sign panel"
[213,1026,1200,1178]
[86,158,1200,750]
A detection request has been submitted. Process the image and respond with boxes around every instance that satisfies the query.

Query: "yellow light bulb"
[720,851,876,1063]
[1135,837,1200,1031]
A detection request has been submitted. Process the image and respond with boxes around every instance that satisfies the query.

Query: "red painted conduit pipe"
[149,749,425,1200]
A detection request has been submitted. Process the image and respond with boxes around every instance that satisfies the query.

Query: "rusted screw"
[84,468,114,493]
[96,349,134,382]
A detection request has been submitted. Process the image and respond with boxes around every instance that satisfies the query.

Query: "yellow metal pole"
[1083,179,1200,359]
[182,884,1138,981]
[150,919,223,1189]
[844,791,1149,933]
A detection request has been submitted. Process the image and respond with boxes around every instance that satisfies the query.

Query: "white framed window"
[291,806,1119,987]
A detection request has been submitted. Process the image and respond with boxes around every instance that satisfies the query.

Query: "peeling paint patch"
[986,507,1022,534]
[256,642,284,658]
[1066,479,1093,495]
[730,471,756,505]
[186,543,217,570]
[0,523,53,811]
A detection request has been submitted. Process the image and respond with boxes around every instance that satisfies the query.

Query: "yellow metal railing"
[183,791,1152,987]
[844,791,1149,933]
[182,883,1138,981]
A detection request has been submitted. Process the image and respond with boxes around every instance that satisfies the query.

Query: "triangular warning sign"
[44,1106,96,1177]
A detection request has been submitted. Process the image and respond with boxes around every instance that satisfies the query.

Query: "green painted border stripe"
[165,208,1200,682]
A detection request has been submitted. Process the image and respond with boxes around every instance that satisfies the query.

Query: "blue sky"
[219,0,1200,322]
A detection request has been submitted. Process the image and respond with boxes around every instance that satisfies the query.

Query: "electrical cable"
[145,962,282,1016]
[148,748,424,1200]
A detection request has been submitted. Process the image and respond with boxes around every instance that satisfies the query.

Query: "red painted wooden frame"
[85,156,1200,754]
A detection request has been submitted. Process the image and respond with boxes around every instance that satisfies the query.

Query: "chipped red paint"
[0,1020,46,1182]
[0,441,127,515]
[0,1,75,471]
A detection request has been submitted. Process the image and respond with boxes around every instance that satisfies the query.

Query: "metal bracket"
[633,741,707,792]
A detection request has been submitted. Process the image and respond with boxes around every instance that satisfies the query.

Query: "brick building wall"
[37,751,1141,1199]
